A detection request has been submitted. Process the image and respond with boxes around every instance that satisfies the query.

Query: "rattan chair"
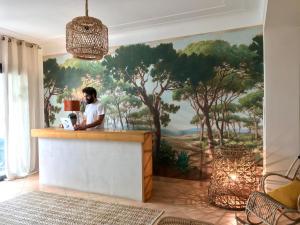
[236,155,300,225]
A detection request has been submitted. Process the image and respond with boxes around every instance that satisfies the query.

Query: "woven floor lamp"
[208,145,259,210]
[66,0,108,60]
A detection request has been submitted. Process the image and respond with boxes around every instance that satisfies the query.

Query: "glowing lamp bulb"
[229,173,238,181]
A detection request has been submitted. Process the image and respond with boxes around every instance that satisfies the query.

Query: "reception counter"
[31,128,153,202]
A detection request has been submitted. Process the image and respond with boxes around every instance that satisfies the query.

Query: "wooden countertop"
[31,128,152,143]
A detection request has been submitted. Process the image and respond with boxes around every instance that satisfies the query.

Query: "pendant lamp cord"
[85,0,88,16]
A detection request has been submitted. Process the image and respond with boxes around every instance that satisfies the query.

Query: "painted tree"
[100,74,143,130]
[101,95,122,128]
[62,58,106,100]
[172,53,216,149]
[213,35,264,143]
[249,34,264,87]
[43,58,82,127]
[63,58,105,76]
[127,108,153,129]
[101,89,142,130]
[43,58,108,127]
[190,114,205,141]
[103,80,127,129]
[212,103,240,144]
[103,43,180,156]
[239,90,263,140]
[225,114,244,135]
[240,117,254,136]
[173,40,256,149]
[122,96,143,129]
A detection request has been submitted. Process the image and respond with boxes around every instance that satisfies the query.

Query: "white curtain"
[0,36,43,180]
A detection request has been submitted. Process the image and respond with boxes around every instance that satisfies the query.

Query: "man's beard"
[86,97,94,104]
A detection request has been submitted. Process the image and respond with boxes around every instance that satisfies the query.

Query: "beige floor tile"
[0,174,244,225]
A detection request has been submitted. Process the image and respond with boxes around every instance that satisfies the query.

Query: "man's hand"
[74,124,86,130]
[73,115,104,130]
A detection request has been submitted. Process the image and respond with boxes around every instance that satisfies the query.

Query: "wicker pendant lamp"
[66,0,108,60]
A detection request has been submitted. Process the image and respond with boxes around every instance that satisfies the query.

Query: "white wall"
[263,0,300,186]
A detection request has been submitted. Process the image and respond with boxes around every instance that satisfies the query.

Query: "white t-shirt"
[84,100,105,129]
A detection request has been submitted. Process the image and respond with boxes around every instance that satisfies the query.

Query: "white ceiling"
[0,0,265,55]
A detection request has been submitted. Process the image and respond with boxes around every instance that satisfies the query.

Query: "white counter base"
[39,138,144,201]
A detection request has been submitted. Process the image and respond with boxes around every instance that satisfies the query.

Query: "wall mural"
[43,26,263,180]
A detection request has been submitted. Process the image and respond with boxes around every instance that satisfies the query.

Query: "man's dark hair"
[82,87,97,97]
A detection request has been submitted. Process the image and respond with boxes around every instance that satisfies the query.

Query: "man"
[74,87,105,130]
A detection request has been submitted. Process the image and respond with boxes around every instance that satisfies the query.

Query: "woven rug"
[0,191,164,225]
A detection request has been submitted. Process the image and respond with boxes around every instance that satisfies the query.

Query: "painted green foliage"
[239,90,263,140]
[172,39,260,148]
[103,43,181,156]
[43,32,264,178]
[43,58,106,127]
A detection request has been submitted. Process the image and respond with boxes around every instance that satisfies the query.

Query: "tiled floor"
[0,175,293,225]
[0,174,238,225]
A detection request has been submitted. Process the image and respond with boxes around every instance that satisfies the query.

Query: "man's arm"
[75,114,104,130]
[74,115,86,130]
[85,114,105,129]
